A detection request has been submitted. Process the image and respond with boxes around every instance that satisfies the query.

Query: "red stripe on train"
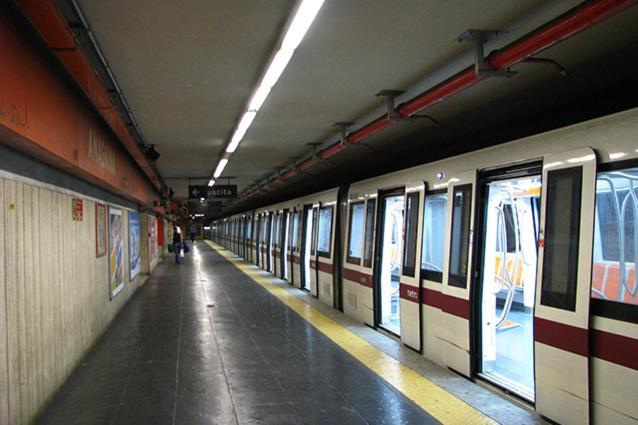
[399,284,420,303]
[592,329,638,371]
[421,288,470,320]
[342,268,373,287]
[534,317,588,357]
[316,261,333,274]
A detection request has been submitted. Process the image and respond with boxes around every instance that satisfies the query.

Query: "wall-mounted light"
[207,179,215,187]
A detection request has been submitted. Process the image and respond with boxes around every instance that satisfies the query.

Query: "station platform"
[36,242,543,425]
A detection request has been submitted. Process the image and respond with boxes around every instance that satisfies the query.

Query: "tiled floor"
[36,242,438,425]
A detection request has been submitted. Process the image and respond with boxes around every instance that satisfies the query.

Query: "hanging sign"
[189,185,237,199]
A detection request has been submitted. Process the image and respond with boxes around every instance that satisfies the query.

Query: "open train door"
[440,171,476,377]
[534,148,596,425]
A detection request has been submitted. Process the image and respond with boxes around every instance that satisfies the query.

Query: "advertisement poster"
[149,215,158,264]
[129,211,141,280]
[109,207,124,299]
[96,203,106,257]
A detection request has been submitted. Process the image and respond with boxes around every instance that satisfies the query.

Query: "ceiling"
[63,0,638,217]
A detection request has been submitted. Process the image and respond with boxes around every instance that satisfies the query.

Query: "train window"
[347,202,365,264]
[448,184,472,288]
[402,192,420,277]
[311,207,318,256]
[363,199,376,268]
[591,167,638,314]
[541,167,582,311]
[291,211,299,251]
[317,206,334,257]
[421,191,447,282]
[274,215,280,248]
[247,219,252,241]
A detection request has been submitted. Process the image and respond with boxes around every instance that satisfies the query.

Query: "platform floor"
[37,242,542,425]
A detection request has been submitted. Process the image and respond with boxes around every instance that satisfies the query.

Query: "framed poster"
[129,211,141,280]
[96,203,106,257]
[109,207,124,299]
[148,215,158,264]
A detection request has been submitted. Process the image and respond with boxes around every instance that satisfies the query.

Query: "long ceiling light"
[214,158,229,178]
[222,0,325,158]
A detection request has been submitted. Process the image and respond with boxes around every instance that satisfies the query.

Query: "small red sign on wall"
[72,198,83,221]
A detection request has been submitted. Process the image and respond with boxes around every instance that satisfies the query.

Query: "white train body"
[213,108,638,425]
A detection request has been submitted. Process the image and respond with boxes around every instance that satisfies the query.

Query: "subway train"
[211,108,638,425]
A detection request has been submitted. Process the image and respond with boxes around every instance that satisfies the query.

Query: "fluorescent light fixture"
[261,48,295,91]
[281,0,325,50]
[218,0,324,168]
[214,158,229,178]
[227,111,257,153]
[248,84,272,111]
[207,179,215,187]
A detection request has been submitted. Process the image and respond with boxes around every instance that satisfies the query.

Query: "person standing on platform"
[190,224,197,244]
[173,225,182,264]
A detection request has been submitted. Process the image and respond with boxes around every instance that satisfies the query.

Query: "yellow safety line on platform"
[205,241,498,425]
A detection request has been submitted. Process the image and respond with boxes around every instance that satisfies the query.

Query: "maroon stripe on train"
[399,284,420,303]
[534,317,588,357]
[291,255,300,264]
[316,261,333,274]
[592,329,638,370]
[342,268,373,288]
[421,288,470,320]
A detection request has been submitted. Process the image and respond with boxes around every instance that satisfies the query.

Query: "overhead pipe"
[239,0,636,203]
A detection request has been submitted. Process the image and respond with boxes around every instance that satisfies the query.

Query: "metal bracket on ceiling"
[307,142,336,168]
[521,57,568,76]
[457,29,517,78]
[375,89,440,127]
[332,122,353,148]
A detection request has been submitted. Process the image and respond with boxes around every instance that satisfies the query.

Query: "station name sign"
[189,185,237,199]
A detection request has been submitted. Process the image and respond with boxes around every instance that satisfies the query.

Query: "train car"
[212,107,638,425]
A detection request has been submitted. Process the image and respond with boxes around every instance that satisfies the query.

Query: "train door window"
[421,191,447,282]
[363,199,376,268]
[402,192,420,277]
[540,167,582,311]
[347,202,365,264]
[292,211,299,251]
[311,207,318,256]
[378,194,405,335]
[448,184,473,288]
[303,207,313,291]
[478,173,541,402]
[317,206,333,257]
[591,166,638,321]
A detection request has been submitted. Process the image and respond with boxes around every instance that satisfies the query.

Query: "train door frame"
[439,170,477,377]
[373,187,405,336]
[255,215,261,268]
[266,212,273,272]
[533,148,596,425]
[280,209,289,280]
[471,161,542,402]
[309,205,320,297]
[300,204,313,292]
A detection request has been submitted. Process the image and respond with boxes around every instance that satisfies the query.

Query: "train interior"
[478,175,541,402]
[379,194,405,335]
[592,167,638,305]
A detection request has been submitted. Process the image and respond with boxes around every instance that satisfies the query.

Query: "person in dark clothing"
[173,226,182,264]
[190,225,197,244]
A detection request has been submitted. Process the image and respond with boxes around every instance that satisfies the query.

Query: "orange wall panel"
[0,15,159,207]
